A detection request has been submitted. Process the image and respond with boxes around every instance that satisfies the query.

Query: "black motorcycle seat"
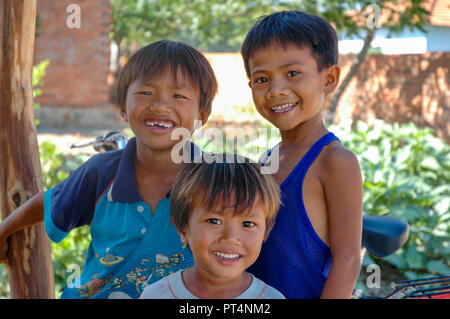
[362,215,409,258]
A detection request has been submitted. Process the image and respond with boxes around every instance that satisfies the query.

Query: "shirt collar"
[110,137,142,202]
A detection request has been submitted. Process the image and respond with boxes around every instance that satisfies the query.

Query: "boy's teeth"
[214,252,240,259]
[271,102,296,112]
[145,120,173,128]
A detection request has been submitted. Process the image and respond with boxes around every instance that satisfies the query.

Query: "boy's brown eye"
[138,91,152,96]
[288,71,300,77]
[254,77,267,84]
[208,218,221,225]
[242,221,255,228]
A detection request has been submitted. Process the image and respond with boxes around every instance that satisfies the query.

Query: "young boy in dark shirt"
[0,40,218,299]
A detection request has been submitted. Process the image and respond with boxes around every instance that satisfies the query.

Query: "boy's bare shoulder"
[319,140,360,176]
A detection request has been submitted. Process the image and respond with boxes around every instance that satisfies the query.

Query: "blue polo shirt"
[43,137,193,299]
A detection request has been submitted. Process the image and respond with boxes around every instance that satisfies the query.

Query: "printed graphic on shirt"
[77,253,189,299]
[99,253,124,266]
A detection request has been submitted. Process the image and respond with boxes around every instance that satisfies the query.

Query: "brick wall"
[34,0,110,109]
[334,52,449,142]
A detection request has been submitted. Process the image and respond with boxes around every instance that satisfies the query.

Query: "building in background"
[339,0,450,54]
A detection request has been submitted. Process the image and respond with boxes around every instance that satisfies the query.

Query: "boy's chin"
[266,119,297,132]
[136,138,180,152]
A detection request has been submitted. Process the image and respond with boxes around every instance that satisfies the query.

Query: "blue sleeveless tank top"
[248,132,339,299]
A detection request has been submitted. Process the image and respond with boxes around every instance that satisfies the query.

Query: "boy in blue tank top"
[0,40,218,298]
[241,11,363,298]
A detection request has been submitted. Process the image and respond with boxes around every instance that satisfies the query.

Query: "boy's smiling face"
[122,68,207,152]
[248,42,339,131]
[180,199,267,285]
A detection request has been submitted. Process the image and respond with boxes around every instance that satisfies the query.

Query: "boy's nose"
[150,100,171,114]
[266,80,290,98]
[219,224,241,245]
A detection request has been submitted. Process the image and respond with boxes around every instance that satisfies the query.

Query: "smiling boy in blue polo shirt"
[0,40,218,299]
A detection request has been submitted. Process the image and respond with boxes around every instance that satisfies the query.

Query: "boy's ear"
[198,109,211,127]
[323,65,340,94]
[120,105,128,122]
[178,230,188,246]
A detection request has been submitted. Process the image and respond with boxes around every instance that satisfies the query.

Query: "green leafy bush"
[38,141,91,297]
[33,59,50,125]
[333,121,449,296]
[337,121,449,277]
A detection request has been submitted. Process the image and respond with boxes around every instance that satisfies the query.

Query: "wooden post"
[0,0,55,298]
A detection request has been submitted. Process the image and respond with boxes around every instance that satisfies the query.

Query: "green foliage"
[192,121,280,162]
[33,60,49,98]
[111,0,289,52]
[38,141,91,297]
[302,0,429,38]
[0,263,9,297]
[33,60,50,125]
[51,226,91,297]
[110,0,430,52]
[331,120,449,285]
[39,141,69,188]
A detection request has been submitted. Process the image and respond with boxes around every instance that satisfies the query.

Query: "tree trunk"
[0,0,55,298]
[326,28,376,124]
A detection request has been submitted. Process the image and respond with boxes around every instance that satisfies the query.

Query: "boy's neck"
[182,267,252,299]
[133,139,189,211]
[134,139,187,174]
[280,113,328,148]
[135,148,177,174]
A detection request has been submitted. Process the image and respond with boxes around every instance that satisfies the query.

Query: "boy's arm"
[320,147,363,299]
[0,192,45,263]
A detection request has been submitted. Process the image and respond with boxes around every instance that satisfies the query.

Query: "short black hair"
[117,40,218,116]
[241,10,338,77]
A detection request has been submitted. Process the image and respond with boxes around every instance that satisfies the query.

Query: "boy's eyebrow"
[172,83,194,91]
[198,205,267,221]
[222,207,267,218]
[251,62,305,76]
[251,68,266,77]
[280,62,305,68]
[198,209,221,217]
[141,81,194,91]
[242,209,266,219]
